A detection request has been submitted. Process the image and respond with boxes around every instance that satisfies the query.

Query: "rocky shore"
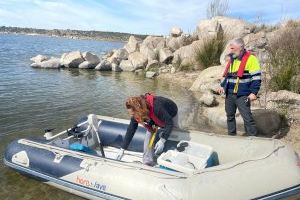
[29,16,300,153]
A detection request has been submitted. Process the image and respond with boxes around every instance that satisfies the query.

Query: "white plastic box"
[157,141,213,174]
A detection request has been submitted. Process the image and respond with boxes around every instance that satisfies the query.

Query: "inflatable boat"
[3,114,300,200]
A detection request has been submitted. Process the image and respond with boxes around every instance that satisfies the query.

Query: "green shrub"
[194,32,227,69]
[267,25,300,93]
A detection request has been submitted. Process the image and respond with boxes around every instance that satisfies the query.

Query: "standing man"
[218,38,261,136]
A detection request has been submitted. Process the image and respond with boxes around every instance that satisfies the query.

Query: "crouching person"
[116,93,178,166]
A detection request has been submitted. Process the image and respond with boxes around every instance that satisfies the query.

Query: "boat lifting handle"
[53,152,64,163]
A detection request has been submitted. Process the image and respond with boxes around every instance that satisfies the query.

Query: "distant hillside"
[0,26,148,41]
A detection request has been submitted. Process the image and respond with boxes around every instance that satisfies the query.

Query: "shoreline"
[0,32,129,43]
[22,15,300,154]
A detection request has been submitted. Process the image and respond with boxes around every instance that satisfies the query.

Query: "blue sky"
[0,0,299,35]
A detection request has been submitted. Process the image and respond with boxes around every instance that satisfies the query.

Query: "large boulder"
[30,55,48,63]
[190,65,223,92]
[107,56,120,66]
[252,109,282,137]
[95,60,112,71]
[199,91,216,107]
[172,39,205,65]
[119,60,135,72]
[146,60,159,71]
[201,106,242,130]
[111,63,122,72]
[265,90,300,105]
[159,48,173,64]
[82,52,100,66]
[196,16,255,39]
[31,57,61,69]
[128,52,148,70]
[140,45,157,61]
[124,36,139,53]
[141,36,166,50]
[202,106,282,136]
[79,61,95,69]
[166,35,193,52]
[60,51,84,68]
[170,27,183,37]
[243,31,267,50]
[111,48,129,60]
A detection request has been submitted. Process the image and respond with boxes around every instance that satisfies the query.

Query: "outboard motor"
[68,114,105,157]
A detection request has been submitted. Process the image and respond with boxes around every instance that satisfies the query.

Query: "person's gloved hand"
[115,148,124,160]
[154,138,166,155]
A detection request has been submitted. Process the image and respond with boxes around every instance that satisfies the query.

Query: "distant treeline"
[0,26,148,41]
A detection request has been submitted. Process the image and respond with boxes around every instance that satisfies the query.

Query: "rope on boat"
[193,145,286,176]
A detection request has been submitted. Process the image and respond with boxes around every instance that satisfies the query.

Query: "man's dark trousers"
[225,94,257,136]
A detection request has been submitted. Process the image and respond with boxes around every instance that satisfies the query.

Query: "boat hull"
[3,116,300,200]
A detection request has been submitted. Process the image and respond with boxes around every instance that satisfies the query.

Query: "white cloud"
[0,0,299,34]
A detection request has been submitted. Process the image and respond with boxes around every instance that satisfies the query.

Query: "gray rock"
[170,27,183,37]
[140,45,157,61]
[82,52,100,66]
[145,71,158,78]
[266,90,300,104]
[166,35,193,52]
[79,61,96,69]
[31,57,61,69]
[141,36,166,50]
[146,60,159,71]
[199,92,216,107]
[252,109,282,137]
[119,60,134,71]
[112,63,122,72]
[170,66,176,74]
[196,16,255,39]
[124,36,139,54]
[111,48,129,60]
[30,55,48,63]
[103,51,114,59]
[95,60,112,71]
[60,51,84,68]
[107,56,120,65]
[128,52,148,70]
[172,39,205,65]
[30,63,40,68]
[202,105,283,137]
[190,65,223,92]
[243,31,267,50]
[159,48,173,64]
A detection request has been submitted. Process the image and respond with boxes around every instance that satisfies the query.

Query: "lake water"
[0,34,203,199]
